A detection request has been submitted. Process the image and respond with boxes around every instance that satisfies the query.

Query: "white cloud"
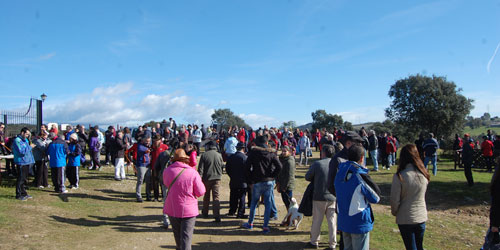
[44,82,214,127]
[238,113,279,129]
[335,105,387,124]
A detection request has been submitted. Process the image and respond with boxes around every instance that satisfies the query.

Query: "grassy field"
[0,152,493,250]
[463,126,500,137]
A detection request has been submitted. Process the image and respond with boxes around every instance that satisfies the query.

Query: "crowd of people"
[1,120,500,250]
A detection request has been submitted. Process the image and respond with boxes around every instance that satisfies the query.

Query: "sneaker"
[241,223,253,229]
[61,190,68,194]
[88,166,94,170]
[303,242,318,249]
[17,196,28,201]
[68,185,73,189]
[137,198,144,203]
[72,186,79,190]
[25,195,33,199]
[114,178,121,181]
[382,167,386,170]
[270,216,278,221]
[38,186,45,189]
[387,167,391,171]
[262,227,270,234]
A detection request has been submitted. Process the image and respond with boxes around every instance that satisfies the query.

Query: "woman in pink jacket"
[163,149,206,250]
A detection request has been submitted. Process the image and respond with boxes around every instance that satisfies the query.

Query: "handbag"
[165,168,187,199]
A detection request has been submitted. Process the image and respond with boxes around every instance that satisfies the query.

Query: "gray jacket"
[33,137,51,161]
[305,158,336,201]
[198,148,224,181]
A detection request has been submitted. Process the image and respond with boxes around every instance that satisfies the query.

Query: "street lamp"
[37,93,47,133]
[41,93,47,102]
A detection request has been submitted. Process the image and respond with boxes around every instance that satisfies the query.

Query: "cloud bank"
[44,82,214,127]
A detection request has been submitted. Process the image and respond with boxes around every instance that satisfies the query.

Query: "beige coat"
[390,163,428,225]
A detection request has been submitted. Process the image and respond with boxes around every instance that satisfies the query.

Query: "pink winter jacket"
[189,151,197,169]
[163,161,206,218]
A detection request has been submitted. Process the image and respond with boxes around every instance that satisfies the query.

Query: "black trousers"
[16,164,30,198]
[464,160,474,186]
[229,187,246,216]
[485,156,494,171]
[51,167,65,192]
[34,160,49,187]
[66,166,79,187]
[6,159,16,175]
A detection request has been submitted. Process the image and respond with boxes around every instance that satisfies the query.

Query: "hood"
[251,146,276,153]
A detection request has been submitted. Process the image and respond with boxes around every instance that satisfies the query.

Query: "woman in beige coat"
[390,144,430,250]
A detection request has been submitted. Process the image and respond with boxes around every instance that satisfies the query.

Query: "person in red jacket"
[386,133,398,170]
[482,136,495,172]
[150,134,169,201]
[237,128,246,144]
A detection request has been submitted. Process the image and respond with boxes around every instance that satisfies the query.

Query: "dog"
[281,197,304,230]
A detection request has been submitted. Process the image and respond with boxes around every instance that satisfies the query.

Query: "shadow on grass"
[376,180,491,210]
[171,240,307,250]
[50,192,135,203]
[50,214,166,232]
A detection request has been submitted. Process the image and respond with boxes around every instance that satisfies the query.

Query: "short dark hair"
[348,145,365,162]
[255,135,268,146]
[322,144,335,158]
[20,127,30,134]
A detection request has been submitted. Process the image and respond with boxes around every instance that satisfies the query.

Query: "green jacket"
[278,155,296,191]
[198,148,224,181]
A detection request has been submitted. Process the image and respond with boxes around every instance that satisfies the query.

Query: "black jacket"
[327,148,348,195]
[113,137,126,158]
[368,135,378,151]
[226,151,248,189]
[245,145,282,184]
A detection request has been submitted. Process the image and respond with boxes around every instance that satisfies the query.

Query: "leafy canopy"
[211,108,251,131]
[385,74,473,140]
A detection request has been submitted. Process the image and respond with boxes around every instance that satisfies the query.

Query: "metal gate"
[1,97,42,138]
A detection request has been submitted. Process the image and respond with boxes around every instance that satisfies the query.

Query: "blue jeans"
[398,223,426,250]
[247,181,274,228]
[387,153,395,167]
[271,181,278,218]
[343,232,369,250]
[370,150,378,170]
[424,155,437,176]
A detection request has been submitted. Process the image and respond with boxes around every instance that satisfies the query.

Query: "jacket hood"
[251,145,276,153]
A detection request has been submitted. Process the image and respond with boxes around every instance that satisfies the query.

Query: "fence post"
[36,99,42,134]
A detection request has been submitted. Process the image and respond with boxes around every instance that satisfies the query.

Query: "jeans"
[370,150,378,170]
[343,232,369,250]
[388,153,395,167]
[270,181,278,218]
[398,222,426,250]
[424,155,437,176]
[136,166,151,199]
[247,181,274,228]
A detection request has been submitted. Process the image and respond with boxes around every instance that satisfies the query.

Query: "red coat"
[386,136,397,153]
[151,144,169,170]
[237,129,246,143]
[482,140,494,157]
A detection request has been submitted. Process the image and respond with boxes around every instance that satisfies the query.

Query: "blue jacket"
[422,138,439,157]
[47,137,69,167]
[67,142,82,167]
[334,161,380,234]
[136,143,150,167]
[12,136,35,165]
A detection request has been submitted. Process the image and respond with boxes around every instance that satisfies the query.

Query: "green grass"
[0,153,494,249]
[463,126,500,137]
[319,157,491,250]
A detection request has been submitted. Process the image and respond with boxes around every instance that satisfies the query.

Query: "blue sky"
[1,0,499,128]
